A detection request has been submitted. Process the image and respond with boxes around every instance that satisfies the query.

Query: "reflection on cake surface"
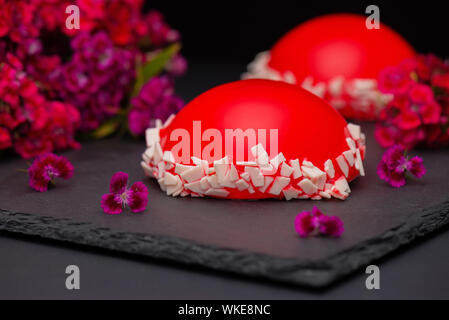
[141,79,366,200]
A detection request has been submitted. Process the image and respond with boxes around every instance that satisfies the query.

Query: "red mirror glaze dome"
[141,79,366,200]
[243,14,416,120]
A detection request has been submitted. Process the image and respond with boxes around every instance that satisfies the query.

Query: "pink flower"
[377,145,426,187]
[378,65,413,95]
[0,127,12,150]
[294,211,319,238]
[318,215,344,237]
[28,153,74,192]
[101,172,148,214]
[376,54,449,150]
[294,206,344,238]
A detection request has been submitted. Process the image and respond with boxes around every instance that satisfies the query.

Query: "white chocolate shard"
[334,176,351,194]
[155,119,163,129]
[347,123,361,140]
[229,164,239,181]
[164,172,179,186]
[283,186,301,200]
[185,181,204,194]
[269,152,286,170]
[214,162,229,184]
[166,179,183,196]
[240,172,250,181]
[153,142,163,164]
[355,148,365,176]
[280,162,294,177]
[324,159,335,179]
[301,166,326,190]
[259,164,277,175]
[200,176,210,190]
[207,175,220,188]
[157,162,165,178]
[259,176,274,193]
[143,147,154,163]
[175,163,193,175]
[268,176,290,195]
[244,166,264,187]
[205,188,230,198]
[163,151,175,163]
[330,186,349,200]
[343,150,355,167]
[145,128,160,147]
[251,143,269,166]
[336,155,349,178]
[236,161,257,166]
[346,138,357,153]
[289,159,302,179]
[181,165,205,183]
[236,179,250,191]
[319,191,331,199]
[157,178,166,191]
[298,178,318,195]
[302,160,314,168]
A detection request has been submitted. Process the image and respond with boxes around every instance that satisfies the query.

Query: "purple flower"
[294,206,343,238]
[28,153,74,192]
[128,75,184,136]
[377,145,426,187]
[58,31,136,131]
[101,172,148,214]
[318,215,344,237]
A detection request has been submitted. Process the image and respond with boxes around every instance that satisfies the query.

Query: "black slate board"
[0,124,448,287]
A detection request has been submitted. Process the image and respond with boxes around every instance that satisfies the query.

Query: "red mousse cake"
[243,13,415,120]
[141,79,366,200]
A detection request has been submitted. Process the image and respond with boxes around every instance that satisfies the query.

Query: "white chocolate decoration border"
[241,51,393,118]
[141,116,366,201]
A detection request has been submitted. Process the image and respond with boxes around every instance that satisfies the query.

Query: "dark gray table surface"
[1,60,448,299]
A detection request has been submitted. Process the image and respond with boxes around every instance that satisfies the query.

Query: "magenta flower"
[318,215,344,237]
[28,153,74,192]
[128,75,184,136]
[377,145,426,188]
[294,206,344,238]
[101,172,148,214]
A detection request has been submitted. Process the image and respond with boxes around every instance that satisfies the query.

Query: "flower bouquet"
[0,0,186,158]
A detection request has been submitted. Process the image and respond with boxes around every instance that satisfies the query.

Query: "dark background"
[147,0,447,62]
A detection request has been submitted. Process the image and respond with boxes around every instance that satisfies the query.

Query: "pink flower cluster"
[56,31,136,131]
[377,145,426,187]
[376,54,449,149]
[0,55,80,158]
[294,206,344,238]
[101,172,148,214]
[28,153,74,192]
[1,0,186,157]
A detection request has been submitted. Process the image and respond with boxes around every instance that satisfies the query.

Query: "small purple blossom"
[377,145,426,187]
[128,75,184,136]
[101,172,148,214]
[294,206,344,238]
[28,153,74,192]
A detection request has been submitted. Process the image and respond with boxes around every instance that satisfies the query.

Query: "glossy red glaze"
[268,13,415,83]
[160,79,359,186]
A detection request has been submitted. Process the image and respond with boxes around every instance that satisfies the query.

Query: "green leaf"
[79,117,122,140]
[131,43,180,97]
